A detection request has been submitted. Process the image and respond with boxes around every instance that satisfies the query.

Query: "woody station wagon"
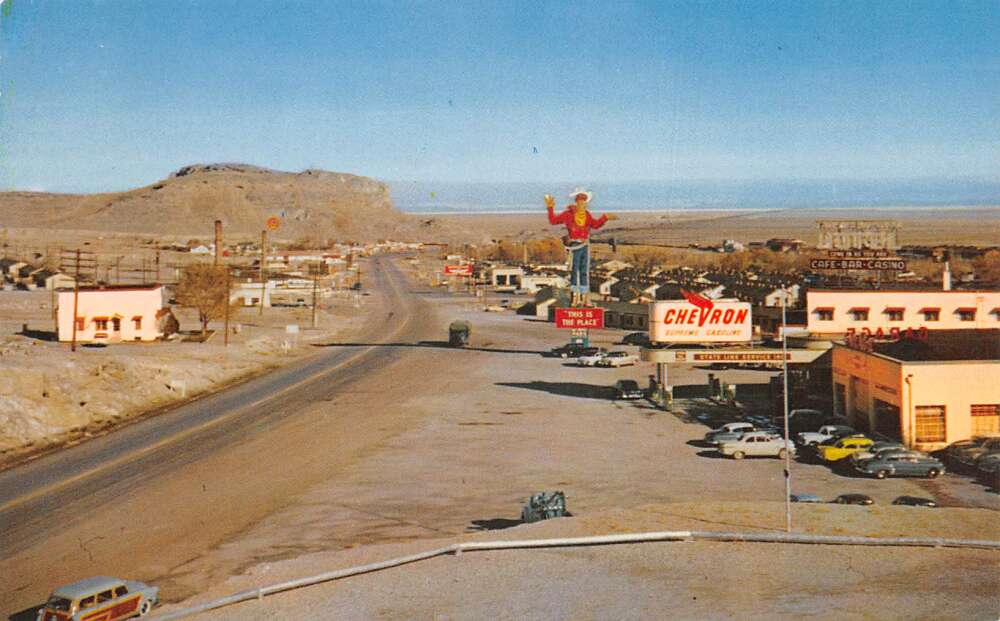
[38,576,157,621]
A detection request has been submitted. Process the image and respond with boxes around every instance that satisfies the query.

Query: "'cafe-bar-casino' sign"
[649,291,752,343]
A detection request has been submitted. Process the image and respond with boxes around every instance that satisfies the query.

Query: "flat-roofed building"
[807,289,1000,338]
[831,330,1000,451]
[57,284,166,343]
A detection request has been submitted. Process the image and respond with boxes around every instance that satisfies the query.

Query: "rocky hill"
[0,164,471,242]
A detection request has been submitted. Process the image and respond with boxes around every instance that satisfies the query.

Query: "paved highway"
[1,256,430,614]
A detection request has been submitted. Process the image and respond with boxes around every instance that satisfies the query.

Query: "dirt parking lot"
[155,280,1000,618]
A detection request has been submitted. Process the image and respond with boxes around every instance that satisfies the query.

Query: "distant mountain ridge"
[0,163,470,242]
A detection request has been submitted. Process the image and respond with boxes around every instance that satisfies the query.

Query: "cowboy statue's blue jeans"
[570,243,589,295]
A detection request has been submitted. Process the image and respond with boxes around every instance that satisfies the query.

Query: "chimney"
[942,261,952,291]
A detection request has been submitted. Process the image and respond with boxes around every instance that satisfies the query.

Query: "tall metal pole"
[259,230,267,315]
[214,220,222,267]
[781,288,792,533]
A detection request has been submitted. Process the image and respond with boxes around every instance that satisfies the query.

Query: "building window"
[76,317,85,331]
[133,316,142,330]
[956,308,976,322]
[971,404,1000,436]
[94,318,109,331]
[885,308,904,321]
[849,308,869,321]
[112,318,121,332]
[815,308,834,321]
[915,405,946,443]
[920,307,940,321]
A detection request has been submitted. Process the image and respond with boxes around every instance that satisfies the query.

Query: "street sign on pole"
[266,216,281,231]
[444,264,473,276]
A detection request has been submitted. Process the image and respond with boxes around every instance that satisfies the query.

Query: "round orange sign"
[266,216,281,231]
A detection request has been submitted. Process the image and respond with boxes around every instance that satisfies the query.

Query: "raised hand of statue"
[544,194,555,210]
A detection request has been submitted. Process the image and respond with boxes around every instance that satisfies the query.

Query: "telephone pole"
[224,266,232,346]
[259,230,267,315]
[311,274,319,328]
[60,249,96,352]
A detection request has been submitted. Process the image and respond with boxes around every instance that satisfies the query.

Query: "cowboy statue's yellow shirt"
[574,209,587,227]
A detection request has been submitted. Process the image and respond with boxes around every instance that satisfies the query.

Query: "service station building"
[832,330,1000,451]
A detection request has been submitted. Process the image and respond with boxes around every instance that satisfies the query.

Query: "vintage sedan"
[892,496,938,507]
[855,453,945,479]
[38,576,157,621]
[950,436,1000,468]
[833,493,874,506]
[816,435,874,463]
[795,425,855,447]
[719,431,796,459]
[595,351,639,367]
[577,348,609,366]
[704,422,755,445]
[613,379,645,400]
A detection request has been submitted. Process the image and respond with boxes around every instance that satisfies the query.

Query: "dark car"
[620,332,650,346]
[892,496,938,508]
[551,344,599,359]
[855,453,945,479]
[833,493,874,506]
[614,379,644,400]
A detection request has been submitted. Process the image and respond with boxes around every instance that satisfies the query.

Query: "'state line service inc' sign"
[649,298,752,343]
[555,307,605,329]
[443,264,473,276]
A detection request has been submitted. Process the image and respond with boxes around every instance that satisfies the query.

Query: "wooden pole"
[259,230,267,315]
[70,249,80,352]
[311,274,318,329]
[224,268,231,347]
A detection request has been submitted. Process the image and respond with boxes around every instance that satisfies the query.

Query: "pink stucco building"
[57,284,166,343]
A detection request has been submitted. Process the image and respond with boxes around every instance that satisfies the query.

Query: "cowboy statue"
[545,188,617,307]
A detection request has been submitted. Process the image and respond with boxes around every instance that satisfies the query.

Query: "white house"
[519,274,568,294]
[490,267,524,292]
[57,284,166,343]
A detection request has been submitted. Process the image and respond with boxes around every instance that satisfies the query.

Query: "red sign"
[555,307,605,329]
[444,264,473,276]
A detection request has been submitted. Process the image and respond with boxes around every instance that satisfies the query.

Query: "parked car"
[892,496,938,507]
[551,344,599,359]
[790,492,823,503]
[614,379,644,400]
[596,351,639,367]
[38,576,158,621]
[951,436,1000,468]
[621,331,650,346]
[975,453,1000,482]
[855,453,945,479]
[816,436,875,463]
[704,422,755,445]
[577,349,609,367]
[833,493,874,506]
[795,425,856,447]
[849,441,909,465]
[719,431,796,460]
[777,409,845,435]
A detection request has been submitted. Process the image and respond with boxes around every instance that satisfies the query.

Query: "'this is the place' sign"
[555,307,605,329]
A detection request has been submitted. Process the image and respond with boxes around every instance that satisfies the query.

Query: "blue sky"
[0,0,998,193]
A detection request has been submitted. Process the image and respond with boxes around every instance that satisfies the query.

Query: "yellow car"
[816,436,874,462]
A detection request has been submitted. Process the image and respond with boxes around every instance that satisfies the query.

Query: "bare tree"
[175,263,231,338]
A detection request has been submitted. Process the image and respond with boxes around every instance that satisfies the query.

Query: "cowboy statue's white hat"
[568,187,593,202]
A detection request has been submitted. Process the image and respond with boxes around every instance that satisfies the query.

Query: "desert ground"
[2,207,998,620]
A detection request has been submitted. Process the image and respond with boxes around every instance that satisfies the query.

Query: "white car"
[795,425,855,447]
[719,431,796,459]
[577,349,608,367]
[595,351,638,367]
[704,422,755,445]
